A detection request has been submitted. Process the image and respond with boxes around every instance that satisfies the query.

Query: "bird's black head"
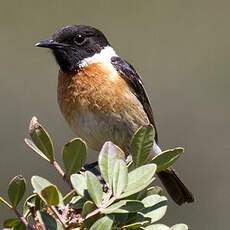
[36,25,110,73]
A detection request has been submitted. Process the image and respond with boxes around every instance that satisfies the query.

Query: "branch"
[50,205,68,229]
[13,208,35,230]
[52,160,73,190]
[85,196,116,220]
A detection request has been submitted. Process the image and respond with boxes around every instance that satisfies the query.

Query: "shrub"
[0,117,188,230]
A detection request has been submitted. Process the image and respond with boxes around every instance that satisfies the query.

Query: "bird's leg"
[82,161,108,192]
[83,161,98,171]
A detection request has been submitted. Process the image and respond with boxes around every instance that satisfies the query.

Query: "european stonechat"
[36,25,194,205]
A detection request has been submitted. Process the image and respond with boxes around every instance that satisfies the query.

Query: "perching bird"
[36,25,194,205]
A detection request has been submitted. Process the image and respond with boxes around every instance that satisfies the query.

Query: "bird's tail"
[152,143,194,205]
[157,169,194,205]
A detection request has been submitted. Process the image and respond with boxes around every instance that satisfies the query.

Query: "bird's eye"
[74,34,86,45]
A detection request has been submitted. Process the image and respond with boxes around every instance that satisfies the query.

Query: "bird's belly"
[69,110,137,152]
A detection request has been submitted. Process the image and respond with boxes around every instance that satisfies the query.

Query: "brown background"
[0,1,229,229]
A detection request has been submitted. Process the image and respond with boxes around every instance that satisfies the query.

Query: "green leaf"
[31,176,63,205]
[140,195,167,223]
[145,224,169,230]
[70,196,86,209]
[131,125,155,167]
[89,215,113,230]
[103,200,145,215]
[81,200,96,217]
[120,164,156,198]
[113,213,129,225]
[70,195,82,204]
[70,173,87,197]
[3,218,19,227]
[98,141,125,188]
[37,211,65,230]
[25,138,49,161]
[41,185,59,206]
[8,175,26,208]
[0,196,12,208]
[62,138,87,177]
[28,116,54,162]
[151,148,184,172]
[3,218,26,230]
[101,200,127,214]
[86,171,103,207]
[145,224,188,230]
[112,159,128,198]
[110,200,144,213]
[63,190,76,203]
[82,201,99,229]
[23,194,43,217]
[122,222,147,230]
[136,186,163,201]
[145,186,164,196]
[170,224,188,230]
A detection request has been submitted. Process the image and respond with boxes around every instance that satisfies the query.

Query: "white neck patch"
[79,46,117,69]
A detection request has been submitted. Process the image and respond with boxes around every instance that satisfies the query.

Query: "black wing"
[111,56,158,142]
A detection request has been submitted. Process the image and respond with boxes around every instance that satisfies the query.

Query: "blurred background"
[0,0,229,229]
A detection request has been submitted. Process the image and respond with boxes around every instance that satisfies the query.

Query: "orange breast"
[58,63,149,151]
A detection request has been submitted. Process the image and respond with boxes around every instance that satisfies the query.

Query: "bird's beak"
[35,39,69,49]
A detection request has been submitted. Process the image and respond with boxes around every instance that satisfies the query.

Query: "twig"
[52,160,65,177]
[84,207,101,220]
[50,205,68,229]
[35,210,46,230]
[52,160,73,189]
[62,204,69,220]
[84,196,116,220]
[63,189,75,202]
[13,208,35,230]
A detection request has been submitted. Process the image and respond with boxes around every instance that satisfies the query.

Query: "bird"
[35,25,194,205]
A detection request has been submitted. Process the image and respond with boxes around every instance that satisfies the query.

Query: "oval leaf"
[82,201,99,229]
[98,141,125,188]
[89,216,113,230]
[112,159,128,198]
[86,171,103,207]
[25,138,50,162]
[122,222,148,229]
[23,194,43,217]
[140,195,167,223]
[70,173,87,197]
[110,200,144,213]
[28,116,54,162]
[31,176,63,205]
[81,200,96,217]
[70,196,86,209]
[145,224,169,230]
[121,164,156,198]
[151,148,184,172]
[41,185,59,206]
[131,125,155,168]
[101,200,127,214]
[3,218,20,227]
[4,218,26,230]
[63,190,76,204]
[8,175,26,208]
[170,224,188,230]
[138,186,163,200]
[62,138,87,177]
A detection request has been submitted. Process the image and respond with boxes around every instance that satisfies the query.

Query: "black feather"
[111,56,158,142]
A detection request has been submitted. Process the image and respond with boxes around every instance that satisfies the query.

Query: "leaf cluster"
[0,117,187,230]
